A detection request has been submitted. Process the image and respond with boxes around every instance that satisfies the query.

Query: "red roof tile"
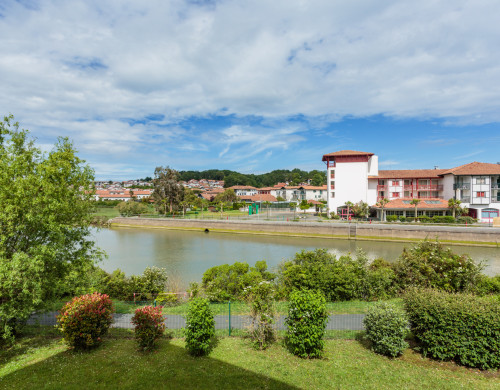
[323,150,374,157]
[371,169,448,179]
[373,198,449,209]
[441,162,500,176]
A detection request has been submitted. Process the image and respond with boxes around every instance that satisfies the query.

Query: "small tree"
[376,198,389,221]
[131,305,165,351]
[151,166,184,214]
[344,201,354,220]
[299,199,311,214]
[246,281,276,350]
[410,198,421,221]
[447,198,461,219]
[185,298,215,356]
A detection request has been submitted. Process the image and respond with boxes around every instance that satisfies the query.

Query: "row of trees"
[178,168,326,187]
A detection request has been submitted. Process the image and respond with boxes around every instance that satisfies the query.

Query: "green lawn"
[92,206,120,219]
[0,329,498,389]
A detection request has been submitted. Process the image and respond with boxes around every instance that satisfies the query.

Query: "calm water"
[93,227,500,287]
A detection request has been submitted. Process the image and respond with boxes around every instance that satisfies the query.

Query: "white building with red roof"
[322,150,500,222]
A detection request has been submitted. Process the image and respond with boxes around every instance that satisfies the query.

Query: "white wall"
[442,174,455,200]
[329,161,369,212]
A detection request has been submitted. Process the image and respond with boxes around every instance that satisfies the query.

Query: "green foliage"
[398,216,406,222]
[386,215,398,222]
[57,293,114,350]
[431,215,456,224]
[456,216,477,224]
[393,240,482,292]
[246,281,276,350]
[156,292,179,306]
[278,249,396,301]
[330,212,340,219]
[363,302,409,357]
[418,215,430,223]
[95,199,121,207]
[185,298,215,356]
[151,166,184,214]
[129,267,168,300]
[472,274,500,295]
[0,115,103,342]
[285,290,328,358]
[404,289,500,369]
[131,305,165,351]
[202,261,275,302]
[116,201,149,216]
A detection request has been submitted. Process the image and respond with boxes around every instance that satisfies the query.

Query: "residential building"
[322,150,500,223]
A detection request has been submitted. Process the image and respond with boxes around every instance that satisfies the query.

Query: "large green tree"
[151,166,184,214]
[0,115,103,342]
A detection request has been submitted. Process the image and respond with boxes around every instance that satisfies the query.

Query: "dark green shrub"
[131,305,165,351]
[418,215,430,223]
[393,240,482,292]
[104,269,131,300]
[457,216,477,224]
[156,292,179,306]
[363,302,409,357]
[285,290,328,358]
[386,215,398,222]
[129,267,168,300]
[57,293,114,349]
[185,298,215,356]
[202,261,275,302]
[404,289,500,369]
[246,281,276,350]
[398,216,406,222]
[431,215,456,224]
[279,249,396,301]
[472,275,500,295]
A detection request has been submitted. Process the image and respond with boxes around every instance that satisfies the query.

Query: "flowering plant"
[131,305,166,350]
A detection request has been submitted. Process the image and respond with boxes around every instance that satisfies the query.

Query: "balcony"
[491,183,500,189]
[417,195,444,200]
[377,185,387,191]
[453,183,471,190]
[417,185,443,191]
[459,197,471,203]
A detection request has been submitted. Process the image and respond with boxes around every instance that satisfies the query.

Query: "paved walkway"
[28,312,365,331]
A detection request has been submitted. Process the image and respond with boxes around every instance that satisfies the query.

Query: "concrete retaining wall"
[110,217,500,246]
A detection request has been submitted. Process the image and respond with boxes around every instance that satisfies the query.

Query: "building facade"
[322,150,500,223]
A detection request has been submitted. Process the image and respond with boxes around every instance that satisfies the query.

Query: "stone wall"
[110,217,500,246]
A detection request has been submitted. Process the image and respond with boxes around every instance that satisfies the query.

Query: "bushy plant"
[104,269,130,300]
[246,281,276,350]
[404,288,500,369]
[57,293,114,349]
[116,201,149,216]
[202,261,275,302]
[363,302,409,357]
[393,240,482,292]
[131,305,165,350]
[398,216,406,222]
[386,215,398,222]
[156,292,179,306]
[285,290,328,358]
[457,216,477,224]
[472,275,500,295]
[129,266,168,300]
[185,298,215,356]
[431,215,456,224]
[418,215,430,223]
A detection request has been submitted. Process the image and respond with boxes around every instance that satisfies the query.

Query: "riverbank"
[110,217,500,247]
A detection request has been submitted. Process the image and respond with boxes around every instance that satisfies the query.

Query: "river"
[93,227,500,287]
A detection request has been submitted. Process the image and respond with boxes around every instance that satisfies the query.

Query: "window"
[404,191,410,197]
[378,180,385,185]
[477,192,486,198]
[481,209,499,218]
[330,171,335,179]
[331,183,335,190]
[404,180,411,185]
[331,192,335,198]
[392,181,399,186]
[425,200,440,204]
[476,177,486,185]
[392,192,400,198]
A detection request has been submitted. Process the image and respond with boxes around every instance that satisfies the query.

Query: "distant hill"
[178,168,326,188]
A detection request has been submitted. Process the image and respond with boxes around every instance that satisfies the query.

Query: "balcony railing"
[377,185,387,191]
[416,185,443,191]
[491,183,500,189]
[417,195,444,200]
[459,197,471,203]
[453,183,471,190]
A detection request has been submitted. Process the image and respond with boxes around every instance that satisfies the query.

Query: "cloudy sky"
[1,0,499,180]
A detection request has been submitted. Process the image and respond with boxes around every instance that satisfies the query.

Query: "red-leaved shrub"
[57,292,114,349]
[131,305,165,350]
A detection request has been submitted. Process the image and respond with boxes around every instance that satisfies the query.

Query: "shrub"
[363,302,409,357]
[418,215,430,223]
[185,298,215,356]
[202,261,275,302]
[393,240,482,292]
[131,305,165,351]
[431,215,456,224]
[457,216,477,224]
[129,267,168,300]
[472,275,500,295]
[386,215,398,222]
[116,201,149,216]
[285,290,328,358]
[57,293,114,349]
[404,289,500,369]
[104,269,130,300]
[330,212,340,220]
[156,292,179,306]
[398,216,406,222]
[246,281,276,350]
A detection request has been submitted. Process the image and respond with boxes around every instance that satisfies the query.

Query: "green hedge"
[404,289,500,369]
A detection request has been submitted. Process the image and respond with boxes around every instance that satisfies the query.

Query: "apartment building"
[322,150,500,222]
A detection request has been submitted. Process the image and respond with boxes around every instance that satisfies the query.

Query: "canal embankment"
[110,217,500,247]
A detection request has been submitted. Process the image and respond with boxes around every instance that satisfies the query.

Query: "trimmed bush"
[457,216,477,224]
[393,240,482,292]
[418,215,430,223]
[431,215,456,224]
[363,302,409,357]
[285,290,328,358]
[246,281,276,350]
[57,293,114,349]
[185,298,215,356]
[131,305,165,351]
[404,289,500,369]
[386,215,398,222]
[398,216,406,222]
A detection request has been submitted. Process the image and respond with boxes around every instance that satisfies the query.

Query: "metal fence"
[27,301,366,337]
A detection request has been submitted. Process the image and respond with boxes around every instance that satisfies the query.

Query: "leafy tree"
[376,198,389,221]
[299,199,311,214]
[410,198,421,221]
[151,166,184,214]
[0,115,103,343]
[180,188,199,216]
[116,201,149,216]
[352,201,370,219]
[276,196,285,202]
[213,188,239,204]
[447,198,467,218]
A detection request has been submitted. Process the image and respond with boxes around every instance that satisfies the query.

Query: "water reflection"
[93,227,500,287]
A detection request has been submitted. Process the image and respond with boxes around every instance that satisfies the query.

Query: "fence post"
[228,300,231,336]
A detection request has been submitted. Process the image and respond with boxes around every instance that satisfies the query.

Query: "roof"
[371,169,449,179]
[323,150,374,158]
[373,198,449,209]
[441,162,500,176]
[228,185,258,190]
[239,194,277,202]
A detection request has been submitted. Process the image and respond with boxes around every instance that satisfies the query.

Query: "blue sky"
[1,0,499,180]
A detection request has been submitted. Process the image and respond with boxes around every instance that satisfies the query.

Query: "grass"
[92,206,120,219]
[1,328,498,389]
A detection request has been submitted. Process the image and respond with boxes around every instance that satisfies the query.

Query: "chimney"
[434,166,439,170]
